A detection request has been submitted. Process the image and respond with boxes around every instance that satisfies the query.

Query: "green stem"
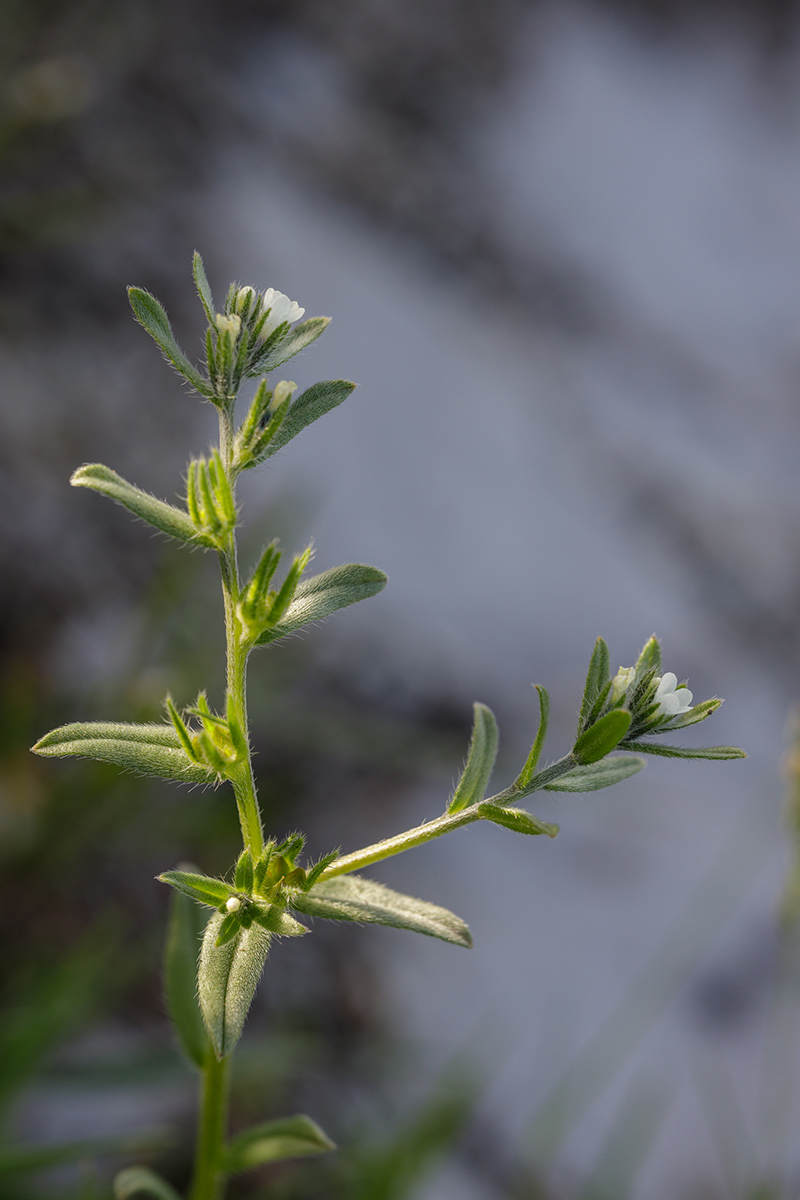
[190,1050,230,1200]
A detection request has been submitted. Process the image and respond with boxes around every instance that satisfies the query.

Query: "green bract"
[30,257,745,1199]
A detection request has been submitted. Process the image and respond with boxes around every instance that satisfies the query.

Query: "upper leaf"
[448,703,499,813]
[159,870,233,908]
[32,722,216,785]
[223,1115,335,1174]
[578,637,610,733]
[290,874,472,948]
[198,912,271,1059]
[514,684,550,789]
[544,755,645,792]
[573,709,631,765]
[192,251,215,324]
[254,316,330,374]
[128,287,211,397]
[258,379,355,458]
[623,740,746,761]
[256,563,387,645]
[477,802,558,837]
[71,464,213,548]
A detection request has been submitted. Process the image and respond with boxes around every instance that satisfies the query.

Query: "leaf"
[192,251,215,324]
[657,698,722,731]
[573,710,631,765]
[256,563,387,644]
[234,850,254,893]
[223,1115,335,1174]
[579,638,610,732]
[544,755,646,792]
[634,635,662,678]
[163,879,209,1069]
[477,802,558,837]
[114,1166,182,1200]
[259,378,354,457]
[198,912,271,1058]
[32,723,216,785]
[71,464,212,547]
[159,870,233,908]
[515,684,550,788]
[291,875,472,948]
[251,905,308,937]
[128,287,210,395]
[448,703,499,813]
[255,316,330,373]
[623,741,746,761]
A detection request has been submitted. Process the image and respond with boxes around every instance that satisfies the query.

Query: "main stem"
[190,407,264,1200]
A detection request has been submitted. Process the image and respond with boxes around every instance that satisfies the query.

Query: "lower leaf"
[114,1166,182,1200]
[198,912,271,1059]
[223,1115,335,1174]
[291,875,472,948]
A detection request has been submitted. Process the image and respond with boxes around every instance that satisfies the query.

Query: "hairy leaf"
[198,913,271,1058]
[657,698,722,732]
[261,379,354,457]
[128,287,210,395]
[623,741,746,760]
[71,464,212,547]
[477,802,558,837]
[256,563,387,644]
[515,684,550,789]
[449,703,499,813]
[573,710,631,765]
[114,1167,182,1200]
[291,875,472,948]
[256,316,330,373]
[192,251,215,323]
[544,755,646,792]
[159,870,233,908]
[579,637,610,732]
[224,1115,335,1174]
[164,881,209,1069]
[32,723,216,785]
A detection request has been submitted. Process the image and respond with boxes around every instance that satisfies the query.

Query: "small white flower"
[611,665,636,702]
[232,286,256,315]
[215,312,241,340]
[654,672,693,718]
[258,288,305,341]
[226,895,241,912]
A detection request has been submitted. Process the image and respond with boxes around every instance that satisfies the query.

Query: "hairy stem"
[190,1050,230,1200]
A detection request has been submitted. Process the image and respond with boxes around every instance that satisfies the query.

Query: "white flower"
[215,312,241,340]
[611,665,636,702]
[257,288,305,341]
[654,672,693,718]
[226,896,241,912]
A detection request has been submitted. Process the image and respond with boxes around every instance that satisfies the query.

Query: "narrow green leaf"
[544,755,646,792]
[32,722,216,785]
[634,635,662,678]
[573,709,631,765]
[71,464,213,547]
[192,251,215,324]
[256,563,387,645]
[623,741,746,760]
[515,685,550,788]
[114,1166,182,1200]
[477,802,558,837]
[128,287,210,395]
[214,912,243,946]
[291,875,472,948]
[255,316,330,374]
[234,850,254,893]
[260,378,354,457]
[657,698,722,731]
[163,878,209,1069]
[448,703,499,813]
[579,638,610,732]
[198,912,271,1058]
[223,1115,335,1174]
[251,905,308,937]
[159,870,233,908]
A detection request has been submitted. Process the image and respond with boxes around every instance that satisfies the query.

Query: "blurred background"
[3,1,800,1196]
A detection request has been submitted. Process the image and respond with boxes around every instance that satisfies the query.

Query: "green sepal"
[515,685,550,789]
[573,710,631,765]
[255,563,387,644]
[477,802,559,837]
[291,875,472,948]
[656,698,722,731]
[622,741,746,760]
[448,703,499,813]
[159,870,233,908]
[634,635,661,679]
[544,755,646,792]
[254,844,274,892]
[254,316,330,375]
[71,464,214,547]
[128,286,211,397]
[234,850,254,893]
[251,905,308,937]
[215,912,243,946]
[32,722,216,785]
[192,251,215,324]
[198,912,272,1058]
[305,850,340,889]
[579,637,610,733]
[163,874,210,1069]
[114,1167,182,1200]
[223,1115,335,1174]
